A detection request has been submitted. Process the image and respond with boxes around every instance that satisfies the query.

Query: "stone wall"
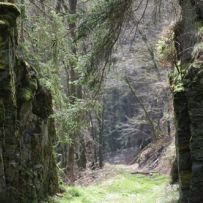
[0,3,58,202]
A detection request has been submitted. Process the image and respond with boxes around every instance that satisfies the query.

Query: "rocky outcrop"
[0,3,58,202]
[172,0,203,202]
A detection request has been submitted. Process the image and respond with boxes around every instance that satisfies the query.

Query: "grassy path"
[50,164,179,203]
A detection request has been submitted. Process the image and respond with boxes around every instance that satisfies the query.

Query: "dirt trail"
[52,139,178,203]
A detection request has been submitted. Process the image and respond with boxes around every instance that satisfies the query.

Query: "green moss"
[19,79,38,103]
[27,79,38,92]
[19,88,33,102]
[16,60,39,103]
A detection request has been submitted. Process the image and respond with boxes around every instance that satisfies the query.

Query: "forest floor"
[49,136,178,203]
[50,163,179,203]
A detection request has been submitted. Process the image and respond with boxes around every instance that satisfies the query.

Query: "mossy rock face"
[197,1,203,19]
[0,19,9,71]
[27,79,38,92]
[32,86,53,119]
[170,159,178,184]
[18,79,38,104]
[0,77,14,97]
[173,91,192,202]
[179,171,192,188]
[0,63,6,71]
[16,59,39,104]
[172,2,203,202]
[19,88,33,102]
[0,99,5,123]
[0,3,20,18]
[0,4,59,202]
[0,19,9,28]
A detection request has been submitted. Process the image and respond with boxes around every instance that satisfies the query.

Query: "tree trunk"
[66,0,86,182]
[98,103,104,168]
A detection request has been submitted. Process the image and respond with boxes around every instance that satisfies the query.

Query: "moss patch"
[19,87,33,102]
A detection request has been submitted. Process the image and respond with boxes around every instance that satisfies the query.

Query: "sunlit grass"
[50,166,179,203]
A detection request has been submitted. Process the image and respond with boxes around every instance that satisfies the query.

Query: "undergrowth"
[48,165,179,203]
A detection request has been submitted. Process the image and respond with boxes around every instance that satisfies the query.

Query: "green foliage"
[17,2,80,143]
[156,26,176,68]
[169,64,185,93]
[53,98,100,143]
[18,8,72,106]
[77,0,133,88]
[17,0,135,161]
[17,0,134,146]
[68,187,81,197]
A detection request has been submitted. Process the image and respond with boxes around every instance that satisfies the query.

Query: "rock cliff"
[172,0,203,202]
[0,3,58,202]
